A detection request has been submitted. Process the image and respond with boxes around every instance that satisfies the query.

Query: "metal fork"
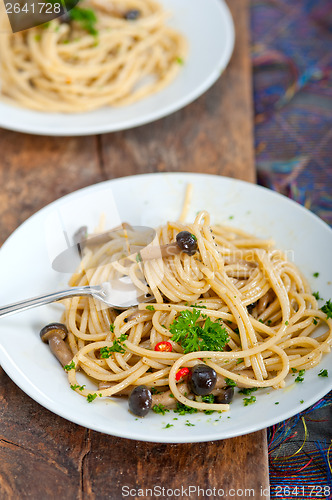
[0,278,152,319]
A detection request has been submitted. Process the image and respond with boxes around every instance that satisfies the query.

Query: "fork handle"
[0,286,99,319]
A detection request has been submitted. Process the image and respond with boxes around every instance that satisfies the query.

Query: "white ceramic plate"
[0,0,234,136]
[0,173,331,443]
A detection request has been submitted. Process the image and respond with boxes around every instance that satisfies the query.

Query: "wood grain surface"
[0,1,270,499]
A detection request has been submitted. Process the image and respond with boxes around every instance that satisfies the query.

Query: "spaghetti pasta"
[60,211,332,416]
[0,0,186,112]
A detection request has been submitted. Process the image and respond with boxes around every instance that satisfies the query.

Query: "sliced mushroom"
[40,323,73,367]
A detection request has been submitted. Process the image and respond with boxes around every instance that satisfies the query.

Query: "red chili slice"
[175,367,190,381]
[154,341,173,352]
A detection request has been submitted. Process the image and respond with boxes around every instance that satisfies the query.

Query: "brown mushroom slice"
[40,323,73,367]
[151,382,192,409]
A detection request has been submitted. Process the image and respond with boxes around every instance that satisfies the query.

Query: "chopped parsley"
[295,369,305,383]
[87,393,97,402]
[163,423,173,429]
[150,387,161,395]
[136,252,142,263]
[243,396,256,406]
[275,402,279,405]
[225,378,237,387]
[176,56,184,65]
[318,369,328,377]
[152,404,169,415]
[146,305,155,311]
[313,291,322,300]
[300,400,304,404]
[238,387,258,395]
[169,309,229,354]
[321,299,332,319]
[69,6,98,36]
[313,272,320,278]
[313,318,318,325]
[109,324,115,332]
[201,394,215,404]
[64,360,75,371]
[100,334,127,357]
[174,402,198,415]
[70,384,86,391]
[285,321,289,326]
[185,421,195,426]
[291,367,297,373]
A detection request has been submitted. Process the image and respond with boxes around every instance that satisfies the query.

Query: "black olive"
[215,386,234,404]
[176,231,198,256]
[128,385,152,417]
[124,9,140,20]
[189,364,217,396]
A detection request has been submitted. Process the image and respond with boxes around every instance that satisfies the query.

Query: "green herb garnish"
[152,404,169,415]
[243,396,256,406]
[70,384,86,391]
[313,291,322,300]
[109,324,115,332]
[318,369,328,377]
[313,272,320,278]
[100,334,127,357]
[87,393,97,402]
[239,387,258,395]
[185,421,195,426]
[146,305,155,311]
[163,423,173,429]
[295,369,305,383]
[69,6,98,36]
[321,299,332,319]
[169,309,229,354]
[225,378,237,387]
[174,402,198,415]
[64,360,75,371]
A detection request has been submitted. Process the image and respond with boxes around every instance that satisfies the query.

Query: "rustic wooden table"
[0,1,270,498]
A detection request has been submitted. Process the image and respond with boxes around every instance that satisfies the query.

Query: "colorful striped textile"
[250,0,332,497]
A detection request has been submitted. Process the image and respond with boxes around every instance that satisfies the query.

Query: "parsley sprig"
[169,309,229,354]
[100,334,127,358]
[68,6,98,36]
[321,299,332,320]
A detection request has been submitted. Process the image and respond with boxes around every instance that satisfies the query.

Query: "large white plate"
[0,173,331,443]
[0,0,234,136]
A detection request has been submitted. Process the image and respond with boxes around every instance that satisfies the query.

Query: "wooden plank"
[0,132,103,245]
[0,1,270,499]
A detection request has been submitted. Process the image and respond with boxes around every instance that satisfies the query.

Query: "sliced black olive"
[215,386,234,404]
[189,364,217,396]
[124,9,140,20]
[176,231,198,256]
[128,385,152,417]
